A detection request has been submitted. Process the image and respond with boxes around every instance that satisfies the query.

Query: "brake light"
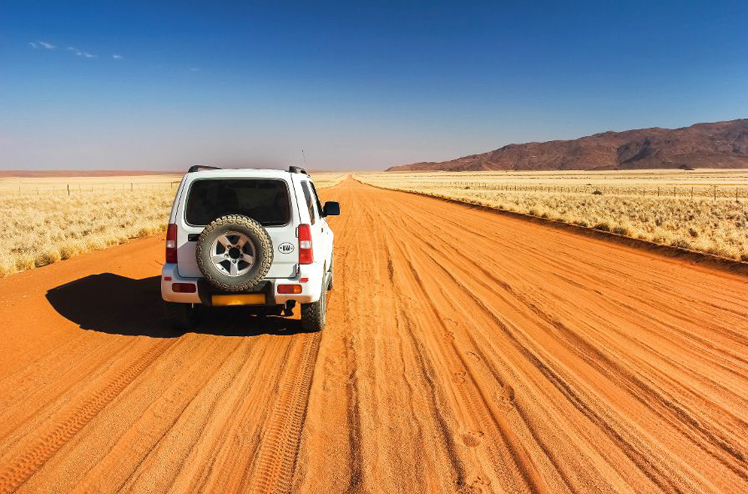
[172,283,196,293]
[298,224,313,264]
[166,223,178,263]
[277,284,302,294]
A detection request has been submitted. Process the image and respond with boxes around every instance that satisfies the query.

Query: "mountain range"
[387,119,748,172]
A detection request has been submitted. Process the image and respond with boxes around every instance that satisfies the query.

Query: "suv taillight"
[298,224,313,264]
[166,223,178,263]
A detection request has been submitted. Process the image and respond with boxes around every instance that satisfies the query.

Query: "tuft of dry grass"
[0,172,346,277]
[356,170,748,262]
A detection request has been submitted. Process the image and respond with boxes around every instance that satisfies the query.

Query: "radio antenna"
[301,149,308,168]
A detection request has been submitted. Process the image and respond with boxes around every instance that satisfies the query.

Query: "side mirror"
[323,201,340,216]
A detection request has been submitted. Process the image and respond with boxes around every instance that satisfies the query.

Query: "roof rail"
[288,165,308,175]
[188,165,221,173]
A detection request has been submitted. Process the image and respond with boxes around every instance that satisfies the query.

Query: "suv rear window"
[185,179,290,226]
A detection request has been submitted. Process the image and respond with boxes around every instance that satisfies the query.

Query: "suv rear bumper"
[161,263,325,305]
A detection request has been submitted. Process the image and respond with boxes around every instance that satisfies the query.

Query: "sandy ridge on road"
[0,178,747,493]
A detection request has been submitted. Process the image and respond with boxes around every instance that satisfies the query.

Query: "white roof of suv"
[185,167,308,180]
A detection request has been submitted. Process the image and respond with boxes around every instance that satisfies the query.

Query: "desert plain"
[0,172,746,493]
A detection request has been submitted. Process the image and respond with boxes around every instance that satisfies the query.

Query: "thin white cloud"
[31,40,112,61]
[30,40,56,49]
[189,67,200,72]
[68,46,97,58]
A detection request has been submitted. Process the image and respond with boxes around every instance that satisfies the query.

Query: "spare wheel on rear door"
[196,214,273,292]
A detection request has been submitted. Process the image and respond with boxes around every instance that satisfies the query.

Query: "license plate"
[212,293,266,306]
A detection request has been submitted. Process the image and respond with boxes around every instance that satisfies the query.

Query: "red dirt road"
[1,179,747,493]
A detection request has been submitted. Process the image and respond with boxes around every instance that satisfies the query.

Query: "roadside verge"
[354,178,748,277]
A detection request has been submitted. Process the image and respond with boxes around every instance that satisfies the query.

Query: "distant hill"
[387,119,748,172]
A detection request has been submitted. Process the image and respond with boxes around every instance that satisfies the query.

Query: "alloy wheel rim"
[210,231,256,277]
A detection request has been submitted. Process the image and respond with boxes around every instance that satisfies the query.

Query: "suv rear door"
[299,179,329,270]
[176,176,300,279]
[308,181,333,268]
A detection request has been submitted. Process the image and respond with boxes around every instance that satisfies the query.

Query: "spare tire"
[196,214,273,292]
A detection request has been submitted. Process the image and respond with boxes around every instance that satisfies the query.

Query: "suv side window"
[309,182,324,219]
[300,181,316,225]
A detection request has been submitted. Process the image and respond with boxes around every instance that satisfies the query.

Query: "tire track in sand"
[0,340,174,493]
[247,333,322,494]
[409,222,748,485]
[382,222,549,494]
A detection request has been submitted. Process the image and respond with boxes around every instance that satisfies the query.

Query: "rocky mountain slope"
[388,119,748,171]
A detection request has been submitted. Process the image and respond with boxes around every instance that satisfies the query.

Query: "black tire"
[164,302,198,331]
[327,255,334,291]
[196,214,273,292]
[301,277,327,332]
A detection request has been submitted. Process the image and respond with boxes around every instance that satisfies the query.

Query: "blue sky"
[1,0,747,171]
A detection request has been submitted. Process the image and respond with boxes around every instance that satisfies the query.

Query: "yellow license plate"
[212,293,266,306]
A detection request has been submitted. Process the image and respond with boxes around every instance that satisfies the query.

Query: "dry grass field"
[355,169,748,261]
[0,172,345,276]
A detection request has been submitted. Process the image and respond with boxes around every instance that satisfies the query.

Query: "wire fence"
[407,182,748,202]
[0,181,181,196]
[3,179,748,202]
[0,175,344,196]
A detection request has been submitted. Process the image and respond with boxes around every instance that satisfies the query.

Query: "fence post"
[714,186,717,202]
[67,184,70,196]
[657,186,660,197]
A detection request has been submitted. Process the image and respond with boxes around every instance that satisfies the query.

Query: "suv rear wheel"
[301,277,327,332]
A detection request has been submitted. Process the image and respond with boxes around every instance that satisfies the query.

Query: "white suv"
[161,165,339,331]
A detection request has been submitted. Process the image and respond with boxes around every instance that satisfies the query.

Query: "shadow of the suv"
[45,273,306,338]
